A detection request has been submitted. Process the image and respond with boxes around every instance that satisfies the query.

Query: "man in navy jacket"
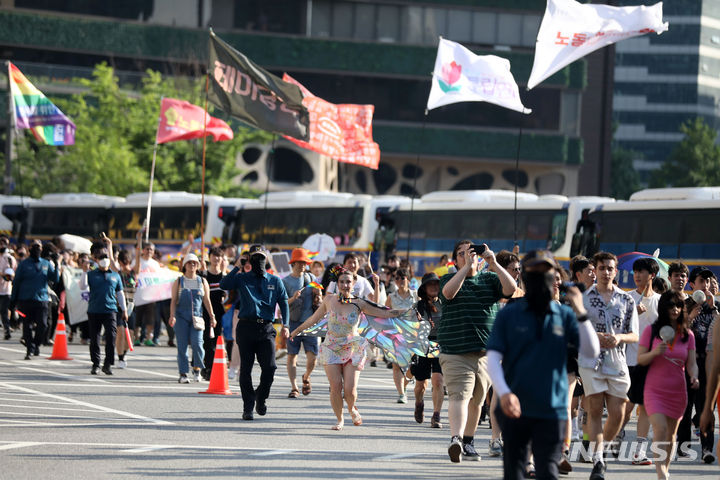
[11,240,60,360]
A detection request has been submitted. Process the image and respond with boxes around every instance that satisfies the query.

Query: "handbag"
[192,315,205,331]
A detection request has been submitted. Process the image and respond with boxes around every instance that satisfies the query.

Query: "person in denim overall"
[169,253,216,383]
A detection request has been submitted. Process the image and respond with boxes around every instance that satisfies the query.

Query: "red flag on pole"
[155,97,233,144]
[282,74,380,170]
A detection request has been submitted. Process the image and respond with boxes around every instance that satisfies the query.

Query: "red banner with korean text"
[282,74,380,170]
[156,97,233,144]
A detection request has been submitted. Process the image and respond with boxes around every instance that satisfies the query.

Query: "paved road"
[0,337,719,479]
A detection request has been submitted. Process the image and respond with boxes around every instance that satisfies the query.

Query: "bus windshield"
[231,207,364,246]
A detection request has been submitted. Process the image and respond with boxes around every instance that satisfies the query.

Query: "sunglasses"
[395,276,408,281]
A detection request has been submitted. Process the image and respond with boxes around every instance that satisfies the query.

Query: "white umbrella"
[59,233,92,254]
[302,233,336,262]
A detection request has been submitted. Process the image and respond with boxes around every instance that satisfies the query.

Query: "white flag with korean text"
[528,0,668,90]
[427,38,531,114]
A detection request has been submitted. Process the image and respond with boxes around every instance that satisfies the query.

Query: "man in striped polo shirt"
[439,240,517,463]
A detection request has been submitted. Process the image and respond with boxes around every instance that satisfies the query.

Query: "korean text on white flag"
[527,0,668,90]
[427,38,531,114]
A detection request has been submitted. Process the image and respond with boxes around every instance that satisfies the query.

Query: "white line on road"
[375,453,422,460]
[121,446,172,453]
[0,382,174,425]
[0,441,42,451]
[250,449,298,456]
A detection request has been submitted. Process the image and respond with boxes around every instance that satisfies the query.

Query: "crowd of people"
[2,231,720,480]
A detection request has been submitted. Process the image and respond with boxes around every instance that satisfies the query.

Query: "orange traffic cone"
[199,335,236,395]
[124,325,134,352]
[48,313,73,361]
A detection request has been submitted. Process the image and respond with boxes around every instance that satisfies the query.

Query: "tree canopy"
[650,117,720,188]
[7,63,271,199]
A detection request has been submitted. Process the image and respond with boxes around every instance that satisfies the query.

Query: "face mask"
[249,254,266,276]
[29,245,41,259]
[98,258,111,269]
[522,270,555,317]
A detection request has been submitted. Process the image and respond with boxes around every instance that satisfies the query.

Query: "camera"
[470,244,487,255]
[559,281,586,294]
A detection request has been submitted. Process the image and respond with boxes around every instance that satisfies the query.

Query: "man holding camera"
[439,240,516,463]
[487,250,600,479]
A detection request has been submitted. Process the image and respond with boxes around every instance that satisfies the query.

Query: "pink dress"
[641,325,696,419]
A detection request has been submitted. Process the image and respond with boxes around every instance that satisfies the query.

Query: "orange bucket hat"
[289,247,312,264]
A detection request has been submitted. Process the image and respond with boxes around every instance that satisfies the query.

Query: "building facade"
[613,0,720,182]
[0,0,614,196]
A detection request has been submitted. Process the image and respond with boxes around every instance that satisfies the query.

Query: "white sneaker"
[117,360,127,369]
[193,370,201,382]
[228,368,237,380]
[397,393,407,404]
[178,374,190,384]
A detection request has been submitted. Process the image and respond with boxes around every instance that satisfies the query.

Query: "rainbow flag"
[8,62,75,145]
[308,281,324,290]
[307,251,319,259]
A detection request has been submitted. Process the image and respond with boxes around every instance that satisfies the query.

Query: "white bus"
[389,190,615,276]
[572,187,720,285]
[228,190,410,260]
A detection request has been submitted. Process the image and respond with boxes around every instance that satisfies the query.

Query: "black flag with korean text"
[208,31,310,141]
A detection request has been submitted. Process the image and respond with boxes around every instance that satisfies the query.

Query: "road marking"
[250,449,297,456]
[122,446,172,453]
[0,363,108,383]
[123,367,177,379]
[0,440,437,457]
[0,383,173,425]
[376,453,422,460]
[0,441,42,451]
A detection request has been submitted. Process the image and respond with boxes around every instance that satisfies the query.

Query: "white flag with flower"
[527,0,667,90]
[426,38,531,114]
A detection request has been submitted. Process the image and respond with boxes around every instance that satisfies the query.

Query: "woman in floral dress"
[290,268,405,430]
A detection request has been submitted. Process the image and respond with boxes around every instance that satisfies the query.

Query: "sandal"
[331,421,344,431]
[302,373,312,395]
[351,407,362,426]
[288,389,300,398]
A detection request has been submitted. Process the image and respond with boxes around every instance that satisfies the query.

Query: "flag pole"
[405,111,428,262]
[145,97,163,244]
[200,72,210,264]
[5,61,15,196]
[261,134,277,242]
[513,124,523,249]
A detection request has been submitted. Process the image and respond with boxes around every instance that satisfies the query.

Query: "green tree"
[610,145,641,200]
[9,63,271,198]
[650,117,720,188]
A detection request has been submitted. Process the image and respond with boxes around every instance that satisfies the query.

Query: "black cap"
[248,244,268,258]
[420,272,440,287]
[521,250,559,270]
[689,266,715,283]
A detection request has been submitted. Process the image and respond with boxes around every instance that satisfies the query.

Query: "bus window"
[549,212,568,252]
[232,207,364,246]
[29,207,108,238]
[680,209,720,258]
[636,211,681,258]
[593,212,637,254]
[108,207,205,241]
